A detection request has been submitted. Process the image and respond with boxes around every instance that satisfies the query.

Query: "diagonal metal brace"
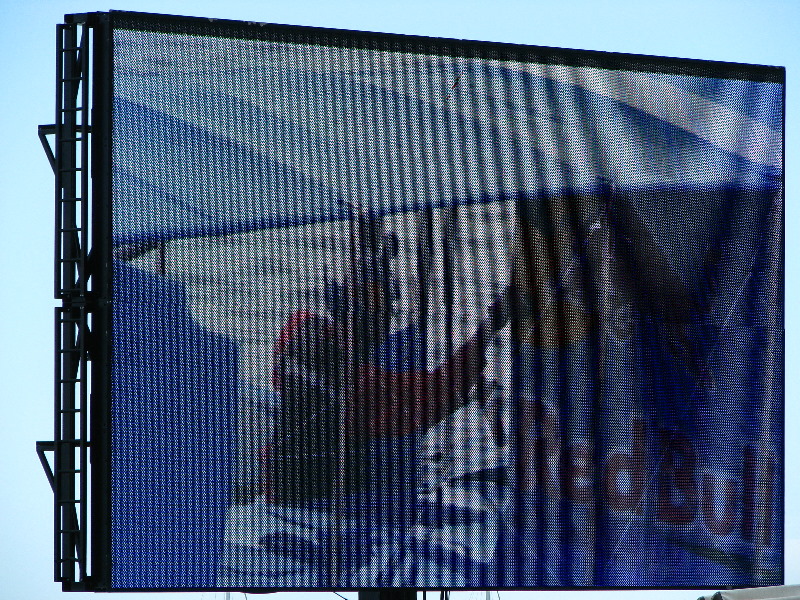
[38,125,56,174]
[36,441,56,493]
[39,124,92,175]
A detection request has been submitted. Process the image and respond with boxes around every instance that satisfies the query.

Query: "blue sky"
[0,1,797,599]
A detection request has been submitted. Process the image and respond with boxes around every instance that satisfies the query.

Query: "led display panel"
[100,11,784,590]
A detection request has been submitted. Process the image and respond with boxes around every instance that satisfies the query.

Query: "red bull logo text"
[521,403,776,547]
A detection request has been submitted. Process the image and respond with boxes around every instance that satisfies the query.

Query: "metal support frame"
[49,17,92,590]
[359,590,419,600]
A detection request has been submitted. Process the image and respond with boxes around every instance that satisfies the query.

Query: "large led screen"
[103,11,784,590]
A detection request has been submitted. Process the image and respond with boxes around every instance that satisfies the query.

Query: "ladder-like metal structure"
[50,18,92,587]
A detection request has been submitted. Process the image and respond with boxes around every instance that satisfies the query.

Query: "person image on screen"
[267,204,511,504]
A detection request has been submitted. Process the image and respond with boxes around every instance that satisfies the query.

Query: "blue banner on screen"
[108,14,783,590]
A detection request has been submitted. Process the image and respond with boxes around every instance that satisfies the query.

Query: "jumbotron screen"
[103,11,784,590]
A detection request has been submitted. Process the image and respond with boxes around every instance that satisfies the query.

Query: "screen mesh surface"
[108,13,784,590]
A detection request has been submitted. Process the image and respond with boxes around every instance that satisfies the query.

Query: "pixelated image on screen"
[106,13,784,590]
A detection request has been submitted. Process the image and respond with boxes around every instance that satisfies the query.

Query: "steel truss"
[39,16,93,590]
